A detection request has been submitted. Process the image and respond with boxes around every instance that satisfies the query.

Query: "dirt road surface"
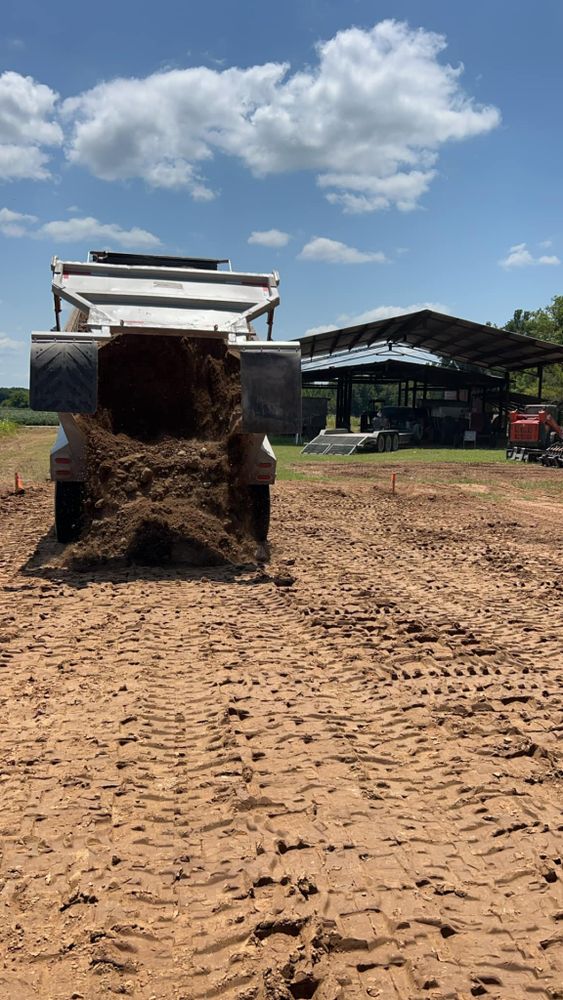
[1,468,562,1000]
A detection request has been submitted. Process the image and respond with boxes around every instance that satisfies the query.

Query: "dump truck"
[507,404,563,465]
[29,251,301,545]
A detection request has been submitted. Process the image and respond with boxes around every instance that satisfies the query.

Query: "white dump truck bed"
[45,252,280,340]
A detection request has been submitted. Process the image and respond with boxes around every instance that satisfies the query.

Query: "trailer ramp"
[302,430,401,455]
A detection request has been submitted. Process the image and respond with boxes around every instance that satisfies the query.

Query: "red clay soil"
[71,335,257,566]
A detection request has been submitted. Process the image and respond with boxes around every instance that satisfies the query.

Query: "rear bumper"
[50,423,277,486]
[49,416,87,481]
[244,434,276,485]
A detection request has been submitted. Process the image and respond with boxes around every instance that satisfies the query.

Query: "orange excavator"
[507,404,563,466]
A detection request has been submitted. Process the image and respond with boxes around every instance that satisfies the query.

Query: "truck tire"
[384,433,392,452]
[250,485,270,543]
[392,432,399,451]
[376,434,385,453]
[55,481,84,543]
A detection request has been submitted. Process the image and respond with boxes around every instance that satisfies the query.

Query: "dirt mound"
[70,335,260,567]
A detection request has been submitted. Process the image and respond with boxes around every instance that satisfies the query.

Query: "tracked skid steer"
[30,251,301,544]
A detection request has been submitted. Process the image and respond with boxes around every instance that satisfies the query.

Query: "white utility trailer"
[29,251,301,542]
[302,428,403,455]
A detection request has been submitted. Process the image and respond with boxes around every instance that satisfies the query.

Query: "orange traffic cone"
[14,471,24,494]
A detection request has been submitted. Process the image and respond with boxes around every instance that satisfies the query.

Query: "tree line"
[500,295,563,399]
[0,387,29,408]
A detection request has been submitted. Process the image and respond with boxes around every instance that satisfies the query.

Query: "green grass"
[272,441,507,479]
[0,425,57,486]
[0,407,59,426]
[0,418,17,437]
[270,441,563,505]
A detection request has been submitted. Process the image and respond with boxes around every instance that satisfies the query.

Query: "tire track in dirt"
[0,481,562,999]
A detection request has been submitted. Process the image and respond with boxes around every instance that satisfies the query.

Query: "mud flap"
[240,350,301,434]
[30,340,98,413]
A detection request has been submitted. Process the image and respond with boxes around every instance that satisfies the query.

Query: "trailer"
[301,428,403,456]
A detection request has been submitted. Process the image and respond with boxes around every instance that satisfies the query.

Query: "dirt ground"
[0,462,562,1000]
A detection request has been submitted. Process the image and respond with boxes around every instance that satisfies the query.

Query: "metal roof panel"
[297,310,563,371]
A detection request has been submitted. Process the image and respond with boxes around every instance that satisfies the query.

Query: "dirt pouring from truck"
[70,335,265,568]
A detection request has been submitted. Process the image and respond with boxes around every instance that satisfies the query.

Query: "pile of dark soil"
[70,335,260,567]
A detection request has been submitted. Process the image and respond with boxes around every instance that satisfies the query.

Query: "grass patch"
[0,407,59,426]
[0,425,57,486]
[276,464,308,481]
[0,418,17,437]
[271,440,563,506]
[272,441,507,480]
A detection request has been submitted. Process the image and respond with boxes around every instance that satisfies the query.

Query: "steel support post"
[336,375,344,428]
[344,374,352,431]
[500,373,510,432]
[335,374,352,430]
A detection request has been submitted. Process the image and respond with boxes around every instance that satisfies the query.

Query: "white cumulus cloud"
[0,207,161,248]
[538,255,560,265]
[0,334,25,352]
[339,302,451,324]
[304,302,450,336]
[499,243,560,269]
[0,71,62,180]
[298,237,386,264]
[248,229,291,248]
[0,206,38,236]
[61,20,499,212]
[36,216,161,248]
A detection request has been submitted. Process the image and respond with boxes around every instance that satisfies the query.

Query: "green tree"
[501,296,563,400]
[505,297,563,342]
[0,387,29,408]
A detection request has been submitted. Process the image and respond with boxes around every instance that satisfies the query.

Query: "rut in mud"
[1,466,562,1000]
[69,334,260,567]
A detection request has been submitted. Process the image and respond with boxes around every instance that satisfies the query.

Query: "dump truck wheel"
[392,433,399,451]
[250,485,270,543]
[55,481,84,543]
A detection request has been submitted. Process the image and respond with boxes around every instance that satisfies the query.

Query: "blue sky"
[1,0,562,385]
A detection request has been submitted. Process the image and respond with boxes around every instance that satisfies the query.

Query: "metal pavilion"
[297,309,563,430]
